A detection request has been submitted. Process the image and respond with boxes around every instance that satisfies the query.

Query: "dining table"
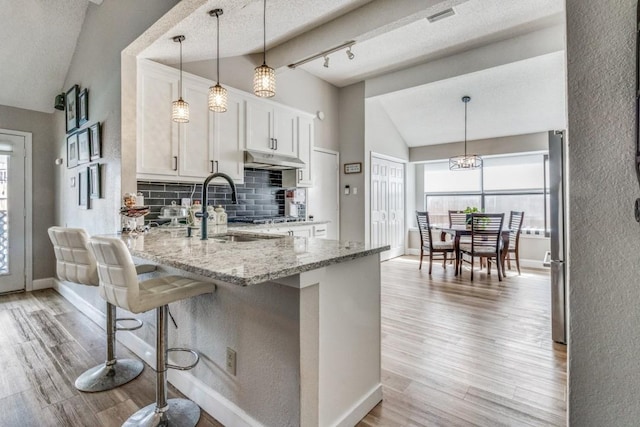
[438,225,511,277]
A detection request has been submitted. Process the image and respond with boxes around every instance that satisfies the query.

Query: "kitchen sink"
[210,233,284,243]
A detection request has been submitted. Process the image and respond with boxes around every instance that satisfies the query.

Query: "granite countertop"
[122,229,389,286]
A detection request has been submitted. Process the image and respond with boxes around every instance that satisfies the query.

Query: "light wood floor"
[0,258,565,426]
[359,256,567,427]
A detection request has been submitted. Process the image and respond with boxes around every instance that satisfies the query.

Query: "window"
[423,152,549,234]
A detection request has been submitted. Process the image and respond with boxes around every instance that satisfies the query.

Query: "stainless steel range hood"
[244,150,305,170]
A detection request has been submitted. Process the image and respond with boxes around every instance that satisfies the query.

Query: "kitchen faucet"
[199,172,237,240]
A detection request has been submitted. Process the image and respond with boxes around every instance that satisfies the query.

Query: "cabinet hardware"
[269,138,274,150]
[215,160,219,173]
[298,170,303,181]
[210,160,214,173]
[173,156,178,171]
[274,139,278,151]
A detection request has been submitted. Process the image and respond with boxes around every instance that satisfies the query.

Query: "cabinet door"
[297,116,313,186]
[137,61,179,176]
[213,92,245,183]
[179,78,214,178]
[245,101,274,153]
[273,107,297,158]
[291,227,312,237]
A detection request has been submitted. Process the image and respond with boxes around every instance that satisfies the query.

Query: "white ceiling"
[1,0,567,146]
[0,0,90,113]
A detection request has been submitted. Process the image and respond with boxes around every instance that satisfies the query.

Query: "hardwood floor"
[0,258,565,426]
[359,256,566,427]
[0,290,222,427]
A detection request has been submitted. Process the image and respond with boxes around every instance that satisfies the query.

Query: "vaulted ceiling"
[2,0,566,146]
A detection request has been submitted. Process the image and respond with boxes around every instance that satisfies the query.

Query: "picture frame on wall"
[79,167,89,209]
[77,128,90,164]
[65,85,79,133]
[67,133,78,168]
[89,163,101,199]
[89,122,101,160]
[79,88,89,126]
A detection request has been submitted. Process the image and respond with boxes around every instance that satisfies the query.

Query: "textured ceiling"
[0,0,89,113]
[138,0,373,63]
[375,51,567,147]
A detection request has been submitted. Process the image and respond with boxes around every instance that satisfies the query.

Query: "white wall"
[339,82,366,242]
[566,0,638,424]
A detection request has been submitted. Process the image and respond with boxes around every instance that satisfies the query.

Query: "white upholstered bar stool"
[48,226,156,392]
[88,235,216,427]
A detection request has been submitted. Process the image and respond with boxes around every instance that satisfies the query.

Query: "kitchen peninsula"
[120,229,389,427]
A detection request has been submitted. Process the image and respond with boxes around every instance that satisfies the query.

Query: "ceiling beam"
[88,0,103,4]
[267,0,470,70]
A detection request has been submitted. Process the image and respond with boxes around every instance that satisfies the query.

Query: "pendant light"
[208,9,227,112]
[253,0,275,98]
[449,96,482,170]
[171,35,189,123]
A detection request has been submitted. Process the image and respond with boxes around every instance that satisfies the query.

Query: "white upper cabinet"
[179,76,214,179]
[213,90,245,183]
[283,115,314,188]
[137,60,179,177]
[246,101,298,158]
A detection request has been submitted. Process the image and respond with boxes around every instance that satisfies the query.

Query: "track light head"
[323,56,329,68]
[346,47,354,60]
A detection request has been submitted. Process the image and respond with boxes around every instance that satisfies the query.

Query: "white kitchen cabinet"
[282,116,314,188]
[213,90,245,183]
[246,101,297,158]
[136,59,244,184]
[137,60,179,177]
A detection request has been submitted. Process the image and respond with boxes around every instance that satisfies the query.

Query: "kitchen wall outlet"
[226,347,237,376]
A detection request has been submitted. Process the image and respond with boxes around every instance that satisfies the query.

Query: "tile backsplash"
[137,168,284,222]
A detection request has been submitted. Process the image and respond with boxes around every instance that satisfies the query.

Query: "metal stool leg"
[123,305,200,427]
[75,302,144,392]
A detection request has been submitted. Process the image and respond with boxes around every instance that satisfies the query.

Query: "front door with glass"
[0,132,26,293]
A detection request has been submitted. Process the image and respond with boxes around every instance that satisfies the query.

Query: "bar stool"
[48,226,156,392]
[88,235,216,427]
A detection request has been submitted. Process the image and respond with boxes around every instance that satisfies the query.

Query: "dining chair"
[448,210,467,228]
[458,213,505,281]
[505,211,525,275]
[416,211,455,274]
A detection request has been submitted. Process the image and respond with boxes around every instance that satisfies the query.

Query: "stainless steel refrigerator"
[549,130,567,344]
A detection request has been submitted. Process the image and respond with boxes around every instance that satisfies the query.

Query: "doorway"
[307,148,339,239]
[0,130,30,294]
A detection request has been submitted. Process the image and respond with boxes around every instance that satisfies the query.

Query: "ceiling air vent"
[427,8,455,23]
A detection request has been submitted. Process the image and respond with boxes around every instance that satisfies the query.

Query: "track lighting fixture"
[208,8,227,112]
[288,40,356,69]
[171,35,189,123]
[346,47,354,60]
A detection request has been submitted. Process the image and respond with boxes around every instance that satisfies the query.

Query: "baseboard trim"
[53,280,261,427]
[335,384,382,427]
[32,277,54,290]
[401,251,547,270]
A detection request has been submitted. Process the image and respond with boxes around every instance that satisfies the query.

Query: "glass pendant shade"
[172,97,189,123]
[254,65,275,98]
[208,84,228,112]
